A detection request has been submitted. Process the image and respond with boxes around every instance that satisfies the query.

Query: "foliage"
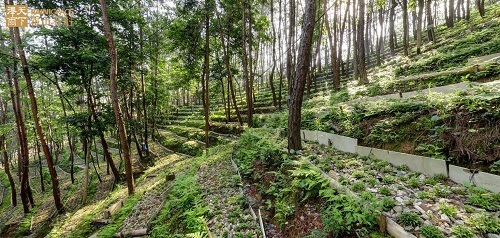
[151,174,209,237]
[233,129,287,178]
[380,197,396,212]
[398,212,422,227]
[351,181,366,192]
[467,212,500,234]
[378,186,392,196]
[466,184,500,211]
[320,192,380,236]
[420,225,445,238]
[289,162,329,202]
[438,203,457,218]
[451,225,475,238]
[274,196,295,229]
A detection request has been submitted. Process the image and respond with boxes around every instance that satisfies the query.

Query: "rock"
[424,220,432,226]
[440,214,451,223]
[404,226,413,231]
[455,219,465,225]
[393,205,403,213]
[415,204,426,214]
[487,234,500,238]
[397,171,407,176]
[395,197,404,204]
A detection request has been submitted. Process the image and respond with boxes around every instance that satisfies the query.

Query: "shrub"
[451,225,475,238]
[398,212,422,227]
[420,225,445,238]
[378,186,392,196]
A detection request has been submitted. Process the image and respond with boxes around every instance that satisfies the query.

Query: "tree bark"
[11,23,63,210]
[217,14,244,126]
[402,0,410,56]
[4,29,31,212]
[426,0,435,43]
[100,0,134,195]
[357,0,368,84]
[270,0,278,107]
[0,99,17,207]
[204,0,210,149]
[417,0,424,54]
[288,0,316,151]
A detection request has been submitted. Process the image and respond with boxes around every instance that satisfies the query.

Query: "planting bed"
[304,142,500,237]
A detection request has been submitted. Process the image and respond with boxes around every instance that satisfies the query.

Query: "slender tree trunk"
[217,15,243,126]
[82,136,89,204]
[204,0,210,149]
[287,0,296,97]
[11,22,63,210]
[100,0,134,195]
[35,133,45,192]
[242,0,253,126]
[448,0,455,27]
[288,0,316,151]
[426,0,436,43]
[357,0,368,84]
[0,100,16,207]
[402,0,410,56]
[138,2,149,157]
[4,37,30,212]
[270,0,278,107]
[417,0,424,54]
[86,76,121,182]
[476,0,485,17]
[248,2,254,127]
[389,0,396,56]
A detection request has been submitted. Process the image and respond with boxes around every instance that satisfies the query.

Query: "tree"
[0,99,16,207]
[10,15,64,211]
[288,0,316,151]
[100,0,134,195]
[401,0,410,56]
[204,0,210,148]
[416,0,424,54]
[357,0,368,84]
[476,0,485,17]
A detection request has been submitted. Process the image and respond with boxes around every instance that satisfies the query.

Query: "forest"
[1,0,500,237]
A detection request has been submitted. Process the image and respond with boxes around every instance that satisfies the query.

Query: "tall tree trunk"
[248,2,254,127]
[35,133,45,192]
[287,0,296,98]
[0,100,17,207]
[476,0,485,17]
[11,22,63,210]
[217,15,243,126]
[100,0,134,195]
[426,0,436,43]
[417,0,424,54]
[357,0,368,84]
[204,0,210,149]
[242,0,253,126]
[270,0,278,107]
[288,0,316,151]
[86,73,121,182]
[138,1,149,157]
[4,29,31,212]
[402,0,410,56]
[412,9,418,40]
[448,0,455,27]
[389,0,396,56]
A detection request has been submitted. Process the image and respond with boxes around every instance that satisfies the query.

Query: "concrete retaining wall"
[356,146,447,176]
[449,165,500,193]
[300,130,500,193]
